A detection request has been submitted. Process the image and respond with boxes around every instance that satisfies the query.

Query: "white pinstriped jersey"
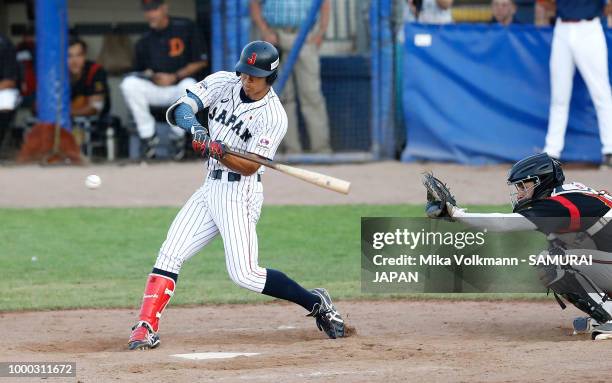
[153,71,287,292]
[186,71,288,174]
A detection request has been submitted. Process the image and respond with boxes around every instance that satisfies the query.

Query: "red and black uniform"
[70,60,110,116]
[517,183,612,252]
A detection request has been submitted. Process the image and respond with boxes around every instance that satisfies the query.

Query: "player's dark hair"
[68,37,87,53]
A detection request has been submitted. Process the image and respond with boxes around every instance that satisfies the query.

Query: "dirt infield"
[1,161,609,207]
[0,300,607,382]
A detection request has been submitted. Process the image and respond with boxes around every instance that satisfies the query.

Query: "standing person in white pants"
[120,0,207,159]
[543,0,612,167]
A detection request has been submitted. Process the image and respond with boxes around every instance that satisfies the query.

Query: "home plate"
[171,352,260,360]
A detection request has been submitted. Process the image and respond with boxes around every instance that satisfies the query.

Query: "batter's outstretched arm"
[219,152,262,176]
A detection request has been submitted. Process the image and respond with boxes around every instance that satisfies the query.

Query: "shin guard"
[137,273,176,332]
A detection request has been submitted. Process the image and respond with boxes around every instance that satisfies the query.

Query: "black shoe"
[573,316,600,334]
[308,288,345,339]
[592,321,612,340]
[128,321,160,350]
[142,135,159,159]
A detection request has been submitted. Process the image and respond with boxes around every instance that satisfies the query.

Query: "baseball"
[85,174,102,189]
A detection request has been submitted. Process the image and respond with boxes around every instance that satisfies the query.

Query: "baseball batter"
[425,153,612,340]
[128,41,345,350]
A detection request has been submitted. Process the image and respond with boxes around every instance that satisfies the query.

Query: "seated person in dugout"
[120,0,208,158]
[69,38,110,119]
[426,153,612,340]
[0,32,19,149]
[68,37,111,149]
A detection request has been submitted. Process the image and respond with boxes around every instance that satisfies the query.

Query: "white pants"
[154,172,267,293]
[544,18,612,157]
[0,88,20,110]
[120,76,196,139]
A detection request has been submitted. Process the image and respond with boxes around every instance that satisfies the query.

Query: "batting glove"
[191,129,209,153]
[198,138,227,160]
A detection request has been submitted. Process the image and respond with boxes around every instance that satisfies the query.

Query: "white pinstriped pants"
[154,172,267,292]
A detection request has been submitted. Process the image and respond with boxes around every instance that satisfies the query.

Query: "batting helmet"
[235,41,280,85]
[507,153,565,211]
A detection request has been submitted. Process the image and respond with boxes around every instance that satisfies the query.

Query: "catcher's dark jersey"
[517,182,612,251]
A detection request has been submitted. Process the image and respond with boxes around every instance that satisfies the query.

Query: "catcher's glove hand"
[422,172,458,220]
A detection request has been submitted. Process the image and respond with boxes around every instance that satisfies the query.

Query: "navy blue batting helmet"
[235,41,280,84]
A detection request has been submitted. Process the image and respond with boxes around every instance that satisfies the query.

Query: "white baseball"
[85,174,102,189]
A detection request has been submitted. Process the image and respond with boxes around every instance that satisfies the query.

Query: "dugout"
[0,0,377,160]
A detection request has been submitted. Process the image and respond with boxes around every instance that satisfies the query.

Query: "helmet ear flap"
[236,71,241,77]
[266,71,277,85]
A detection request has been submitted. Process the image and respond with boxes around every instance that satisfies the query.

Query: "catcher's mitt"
[422,172,457,219]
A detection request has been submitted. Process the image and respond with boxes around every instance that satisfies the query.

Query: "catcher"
[424,153,612,340]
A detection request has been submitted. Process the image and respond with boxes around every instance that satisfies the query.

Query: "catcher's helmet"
[507,153,565,211]
[235,41,279,85]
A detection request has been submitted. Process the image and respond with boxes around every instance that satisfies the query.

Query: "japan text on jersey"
[187,71,287,173]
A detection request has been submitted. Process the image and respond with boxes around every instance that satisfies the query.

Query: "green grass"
[0,204,537,311]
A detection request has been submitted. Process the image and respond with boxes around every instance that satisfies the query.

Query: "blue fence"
[401,23,612,164]
[321,56,371,151]
[209,0,389,157]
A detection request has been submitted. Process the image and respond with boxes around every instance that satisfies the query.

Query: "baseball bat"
[226,149,351,194]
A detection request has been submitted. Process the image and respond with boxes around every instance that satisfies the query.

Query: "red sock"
[137,273,175,332]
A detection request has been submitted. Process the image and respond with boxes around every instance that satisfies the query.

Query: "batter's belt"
[209,169,261,182]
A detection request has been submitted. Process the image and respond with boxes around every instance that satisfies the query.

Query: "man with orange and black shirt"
[69,38,110,118]
[120,0,208,158]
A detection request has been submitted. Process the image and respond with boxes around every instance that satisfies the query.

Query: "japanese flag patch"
[257,136,272,150]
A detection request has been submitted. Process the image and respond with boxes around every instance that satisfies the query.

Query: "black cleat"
[592,321,612,340]
[128,321,160,350]
[308,288,345,339]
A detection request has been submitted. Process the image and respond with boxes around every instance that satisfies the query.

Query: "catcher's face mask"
[508,177,539,208]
